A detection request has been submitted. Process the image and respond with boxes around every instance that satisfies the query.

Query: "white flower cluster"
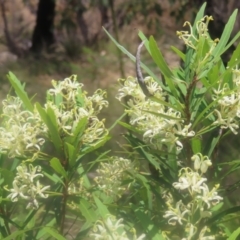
[90,215,145,240]
[47,75,109,144]
[2,75,109,209]
[177,15,220,79]
[212,68,240,134]
[0,76,109,160]
[0,96,46,159]
[177,15,240,135]
[94,157,137,199]
[177,16,215,50]
[7,164,50,209]
[116,76,195,151]
[163,153,222,240]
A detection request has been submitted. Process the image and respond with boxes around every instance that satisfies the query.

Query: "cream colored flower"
[7,164,50,209]
[90,215,145,240]
[163,200,190,225]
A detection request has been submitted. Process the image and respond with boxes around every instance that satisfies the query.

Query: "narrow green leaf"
[125,134,174,174]
[43,172,64,185]
[72,117,88,145]
[108,112,127,132]
[7,72,34,112]
[35,103,63,154]
[50,157,67,178]
[211,202,224,212]
[193,87,236,128]
[207,61,220,85]
[191,138,202,154]
[43,227,65,240]
[196,36,208,65]
[36,219,56,239]
[206,206,240,226]
[192,3,207,31]
[50,90,63,107]
[221,163,240,181]
[151,96,183,113]
[103,27,160,84]
[228,228,240,240]
[220,159,240,166]
[167,147,178,179]
[223,31,240,56]
[184,2,206,82]
[118,121,141,133]
[149,36,178,98]
[134,206,165,240]
[46,105,59,131]
[79,198,98,223]
[64,117,88,147]
[64,142,77,167]
[35,103,48,123]
[149,36,174,79]
[205,129,221,157]
[138,148,160,170]
[77,165,91,188]
[81,136,111,154]
[135,173,152,210]
[93,196,109,218]
[138,31,150,52]
[3,230,27,240]
[195,125,217,136]
[79,221,93,233]
[227,42,240,68]
[212,9,238,58]
[192,102,215,128]
[76,87,85,107]
[171,46,185,61]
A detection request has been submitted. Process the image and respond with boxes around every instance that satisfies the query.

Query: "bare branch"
[136,41,151,97]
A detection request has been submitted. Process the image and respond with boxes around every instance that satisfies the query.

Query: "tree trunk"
[0,0,23,57]
[76,4,89,45]
[31,0,55,54]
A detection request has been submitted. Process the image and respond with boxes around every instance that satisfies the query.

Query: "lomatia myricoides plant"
[1,3,240,240]
[113,3,240,239]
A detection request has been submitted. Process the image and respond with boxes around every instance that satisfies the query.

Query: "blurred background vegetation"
[1,0,240,203]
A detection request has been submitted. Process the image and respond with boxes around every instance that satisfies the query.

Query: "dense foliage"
[1,3,240,239]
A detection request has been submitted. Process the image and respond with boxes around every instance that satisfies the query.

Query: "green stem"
[0,206,11,236]
[185,75,198,124]
[60,180,68,235]
[185,75,198,162]
[60,157,69,235]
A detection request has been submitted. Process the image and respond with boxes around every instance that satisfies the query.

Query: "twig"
[60,180,68,235]
[185,75,198,124]
[136,41,151,97]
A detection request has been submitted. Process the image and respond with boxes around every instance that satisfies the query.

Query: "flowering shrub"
[1,3,240,240]
[0,74,111,239]
[163,153,222,239]
[117,76,195,152]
